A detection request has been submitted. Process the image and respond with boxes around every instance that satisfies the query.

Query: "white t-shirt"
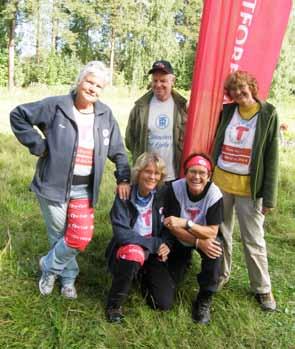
[133,198,154,238]
[172,179,222,246]
[73,107,95,176]
[148,96,176,181]
[217,107,258,175]
[172,179,222,226]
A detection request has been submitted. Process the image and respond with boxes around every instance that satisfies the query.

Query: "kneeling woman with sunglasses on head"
[163,153,223,324]
[105,152,175,323]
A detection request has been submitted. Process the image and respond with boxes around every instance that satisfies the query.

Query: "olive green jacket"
[125,89,187,176]
[212,100,279,208]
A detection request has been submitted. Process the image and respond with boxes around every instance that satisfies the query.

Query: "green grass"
[1,85,294,136]
[0,88,295,348]
[0,85,144,134]
[0,133,295,349]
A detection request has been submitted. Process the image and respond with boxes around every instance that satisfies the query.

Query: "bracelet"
[195,238,199,249]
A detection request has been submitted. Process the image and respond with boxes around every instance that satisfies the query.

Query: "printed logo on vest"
[156,114,169,129]
[186,208,201,221]
[229,124,250,145]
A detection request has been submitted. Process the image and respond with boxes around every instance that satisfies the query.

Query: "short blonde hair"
[131,152,167,186]
[224,70,259,98]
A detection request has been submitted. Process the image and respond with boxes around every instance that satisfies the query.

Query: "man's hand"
[117,182,131,200]
[198,239,222,259]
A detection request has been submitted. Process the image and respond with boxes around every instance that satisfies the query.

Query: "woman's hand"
[117,182,131,200]
[262,207,274,215]
[164,216,186,229]
[157,243,170,262]
[197,239,222,259]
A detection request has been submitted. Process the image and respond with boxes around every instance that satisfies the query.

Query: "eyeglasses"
[229,83,248,92]
[142,169,161,178]
[187,169,208,178]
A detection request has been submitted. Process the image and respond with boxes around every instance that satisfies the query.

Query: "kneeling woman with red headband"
[105,152,175,323]
[163,153,223,325]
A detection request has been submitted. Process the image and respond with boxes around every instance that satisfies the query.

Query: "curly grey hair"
[71,61,111,93]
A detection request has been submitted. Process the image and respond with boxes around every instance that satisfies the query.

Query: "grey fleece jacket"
[10,93,130,206]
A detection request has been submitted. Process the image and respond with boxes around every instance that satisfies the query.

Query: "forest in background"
[1,3,295,348]
[0,0,294,99]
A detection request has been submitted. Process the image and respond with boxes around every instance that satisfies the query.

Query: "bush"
[16,53,82,87]
[0,48,8,86]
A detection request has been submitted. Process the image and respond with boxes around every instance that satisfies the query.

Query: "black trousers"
[167,238,223,294]
[107,255,176,311]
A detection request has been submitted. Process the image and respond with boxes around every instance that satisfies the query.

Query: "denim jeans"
[37,185,91,286]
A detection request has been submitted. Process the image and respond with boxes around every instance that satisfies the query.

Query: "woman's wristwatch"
[186,219,194,230]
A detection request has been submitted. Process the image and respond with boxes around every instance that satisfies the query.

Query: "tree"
[173,0,203,89]
[0,0,20,89]
[118,0,184,88]
[63,0,103,63]
[270,13,295,99]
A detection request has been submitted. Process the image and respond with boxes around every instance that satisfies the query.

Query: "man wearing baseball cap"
[125,60,187,181]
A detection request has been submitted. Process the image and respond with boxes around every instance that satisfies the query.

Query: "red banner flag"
[182,0,292,172]
[229,0,292,99]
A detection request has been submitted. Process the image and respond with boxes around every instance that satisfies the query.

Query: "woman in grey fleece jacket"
[10,61,130,299]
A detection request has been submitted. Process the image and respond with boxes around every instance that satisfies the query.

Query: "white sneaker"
[39,257,57,296]
[61,284,77,299]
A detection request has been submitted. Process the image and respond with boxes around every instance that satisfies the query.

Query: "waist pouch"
[64,198,94,251]
[116,244,146,266]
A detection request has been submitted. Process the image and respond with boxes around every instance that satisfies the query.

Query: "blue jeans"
[37,185,92,286]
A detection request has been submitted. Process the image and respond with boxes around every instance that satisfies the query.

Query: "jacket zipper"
[252,110,273,201]
[66,122,78,201]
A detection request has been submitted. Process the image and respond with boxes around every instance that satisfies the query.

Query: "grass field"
[0,85,145,134]
[1,86,294,135]
[0,87,295,349]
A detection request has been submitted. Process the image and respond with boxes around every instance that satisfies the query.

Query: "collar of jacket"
[129,185,158,207]
[56,93,110,122]
[129,185,139,206]
[134,89,187,109]
[224,98,274,122]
